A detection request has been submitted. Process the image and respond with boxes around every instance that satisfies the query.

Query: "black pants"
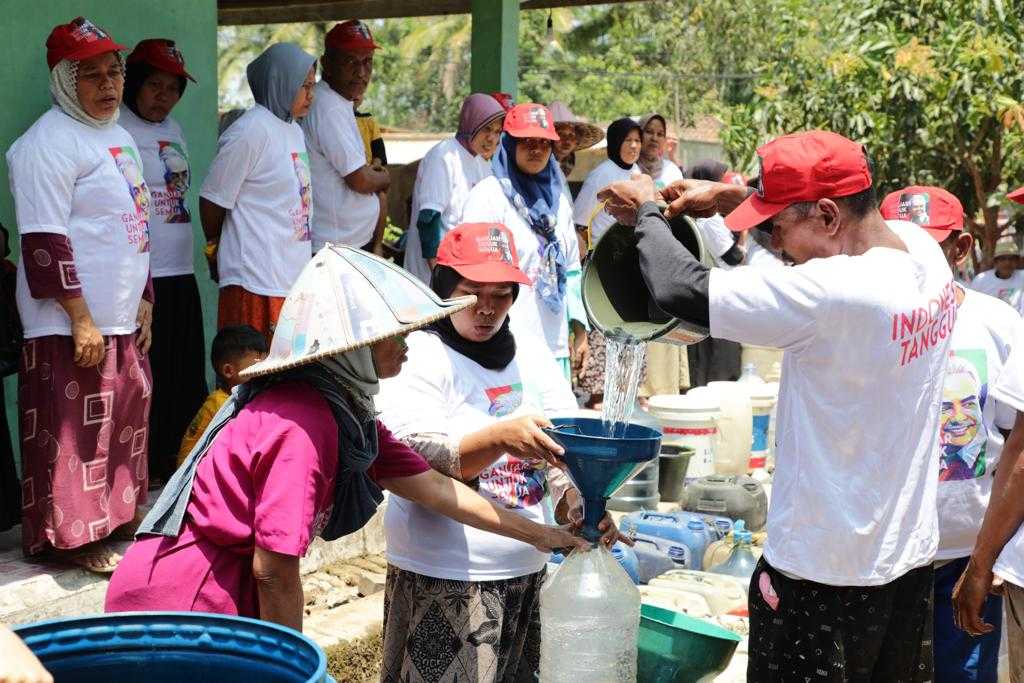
[748,557,934,682]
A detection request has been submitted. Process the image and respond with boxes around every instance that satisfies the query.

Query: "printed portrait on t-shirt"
[939,351,988,481]
[480,456,546,510]
[290,151,312,242]
[485,383,523,417]
[108,146,151,253]
[155,141,191,224]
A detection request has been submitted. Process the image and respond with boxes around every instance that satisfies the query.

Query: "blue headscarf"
[491,133,566,312]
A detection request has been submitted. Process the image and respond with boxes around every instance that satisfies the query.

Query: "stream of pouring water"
[600,336,647,438]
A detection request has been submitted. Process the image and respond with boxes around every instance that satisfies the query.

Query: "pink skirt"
[19,334,151,554]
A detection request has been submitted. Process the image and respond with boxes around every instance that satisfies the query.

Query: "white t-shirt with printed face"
[404,137,493,284]
[7,107,151,337]
[377,330,578,581]
[649,159,684,190]
[971,269,1024,312]
[573,158,639,243]
[710,219,954,586]
[200,105,312,297]
[119,106,194,277]
[987,326,1024,587]
[460,175,581,361]
[935,288,1019,560]
[300,81,379,251]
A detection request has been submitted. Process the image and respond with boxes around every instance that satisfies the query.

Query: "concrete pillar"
[470,0,519,98]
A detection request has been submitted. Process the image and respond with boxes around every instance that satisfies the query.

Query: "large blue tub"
[15,612,330,683]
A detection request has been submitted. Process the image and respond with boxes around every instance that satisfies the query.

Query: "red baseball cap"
[724,130,872,231]
[880,186,964,242]
[325,20,380,51]
[436,223,532,286]
[126,39,196,82]
[503,103,559,142]
[1009,186,1024,205]
[46,17,124,71]
[491,92,515,112]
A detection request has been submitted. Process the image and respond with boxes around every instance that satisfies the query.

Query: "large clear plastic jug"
[707,521,758,585]
[540,544,640,682]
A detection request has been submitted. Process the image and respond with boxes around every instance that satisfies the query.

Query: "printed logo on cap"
[162,42,185,66]
[526,105,549,129]
[349,20,372,39]
[476,226,516,265]
[755,157,765,197]
[896,191,932,227]
[71,17,108,43]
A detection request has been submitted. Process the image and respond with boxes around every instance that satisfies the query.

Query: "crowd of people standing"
[5,13,1024,683]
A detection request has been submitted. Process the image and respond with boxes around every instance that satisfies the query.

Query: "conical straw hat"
[241,244,475,379]
[548,100,604,151]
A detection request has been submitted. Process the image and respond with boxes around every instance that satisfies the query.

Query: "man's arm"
[635,201,711,328]
[954,410,1024,634]
[345,162,390,194]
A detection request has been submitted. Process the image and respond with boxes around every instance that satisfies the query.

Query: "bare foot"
[51,543,122,574]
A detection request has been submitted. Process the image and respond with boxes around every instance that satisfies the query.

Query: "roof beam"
[218,0,648,26]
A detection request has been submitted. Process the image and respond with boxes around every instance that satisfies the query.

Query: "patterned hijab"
[49,56,123,129]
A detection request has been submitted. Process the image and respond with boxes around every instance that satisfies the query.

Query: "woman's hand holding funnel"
[561,488,634,549]
[496,415,566,469]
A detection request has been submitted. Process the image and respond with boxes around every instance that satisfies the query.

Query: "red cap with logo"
[1009,186,1024,205]
[724,130,872,231]
[126,39,196,82]
[491,92,515,112]
[879,185,964,242]
[325,20,380,51]
[46,17,124,71]
[503,103,559,142]
[436,223,532,285]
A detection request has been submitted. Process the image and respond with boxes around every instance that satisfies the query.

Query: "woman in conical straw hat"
[105,245,587,630]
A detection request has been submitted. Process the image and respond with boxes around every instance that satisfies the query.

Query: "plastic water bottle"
[707,520,758,584]
[540,544,640,681]
[737,362,765,384]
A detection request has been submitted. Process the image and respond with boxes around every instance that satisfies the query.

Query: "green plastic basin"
[637,603,742,682]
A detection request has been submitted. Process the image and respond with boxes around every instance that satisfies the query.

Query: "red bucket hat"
[127,39,196,82]
[436,223,532,286]
[46,17,124,71]
[725,131,872,231]
[326,20,380,51]
[1009,186,1024,205]
[503,103,559,142]
[880,185,964,242]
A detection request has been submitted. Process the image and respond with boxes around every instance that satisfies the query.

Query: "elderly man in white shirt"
[301,20,390,253]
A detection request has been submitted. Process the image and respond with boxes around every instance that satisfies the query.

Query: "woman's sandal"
[49,545,123,575]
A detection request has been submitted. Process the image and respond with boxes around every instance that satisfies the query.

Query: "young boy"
[176,325,267,465]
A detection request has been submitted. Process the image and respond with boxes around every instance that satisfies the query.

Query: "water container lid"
[736,529,753,543]
[732,520,747,533]
[687,519,705,530]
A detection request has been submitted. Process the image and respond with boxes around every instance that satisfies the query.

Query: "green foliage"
[718,0,1024,265]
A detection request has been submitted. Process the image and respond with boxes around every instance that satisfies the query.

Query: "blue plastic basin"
[15,612,330,683]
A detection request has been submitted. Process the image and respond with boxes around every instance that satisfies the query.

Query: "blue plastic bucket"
[15,612,330,683]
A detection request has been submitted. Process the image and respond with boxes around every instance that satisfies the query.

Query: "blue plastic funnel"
[544,416,662,542]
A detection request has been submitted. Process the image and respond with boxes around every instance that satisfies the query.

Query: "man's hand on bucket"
[597,173,658,226]
[659,179,751,219]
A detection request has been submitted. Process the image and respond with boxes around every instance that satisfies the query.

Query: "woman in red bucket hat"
[377,223,625,681]
[7,17,153,573]
[460,103,590,382]
[118,39,208,492]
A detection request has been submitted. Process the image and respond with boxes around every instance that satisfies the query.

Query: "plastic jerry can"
[622,510,733,546]
[631,536,677,584]
[682,474,768,531]
[648,569,748,615]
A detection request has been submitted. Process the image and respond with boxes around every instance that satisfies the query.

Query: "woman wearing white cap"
[105,246,586,631]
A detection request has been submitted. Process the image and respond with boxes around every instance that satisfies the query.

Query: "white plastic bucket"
[648,394,721,483]
[747,384,778,472]
[693,382,752,476]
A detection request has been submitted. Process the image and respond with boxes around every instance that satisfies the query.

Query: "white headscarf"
[49,56,123,129]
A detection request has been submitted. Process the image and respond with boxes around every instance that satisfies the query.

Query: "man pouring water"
[599,131,953,682]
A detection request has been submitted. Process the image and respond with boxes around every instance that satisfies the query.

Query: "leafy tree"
[717,0,1024,267]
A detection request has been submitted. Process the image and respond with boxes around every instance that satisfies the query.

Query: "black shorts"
[748,557,934,682]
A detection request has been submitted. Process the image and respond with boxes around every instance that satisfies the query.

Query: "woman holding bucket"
[459,103,588,380]
[105,246,587,631]
[377,222,625,681]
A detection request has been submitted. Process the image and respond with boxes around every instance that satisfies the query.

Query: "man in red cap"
[300,20,390,254]
[599,130,955,681]
[880,186,1020,682]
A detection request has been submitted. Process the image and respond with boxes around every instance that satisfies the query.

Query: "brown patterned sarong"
[19,334,151,554]
[381,564,545,683]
